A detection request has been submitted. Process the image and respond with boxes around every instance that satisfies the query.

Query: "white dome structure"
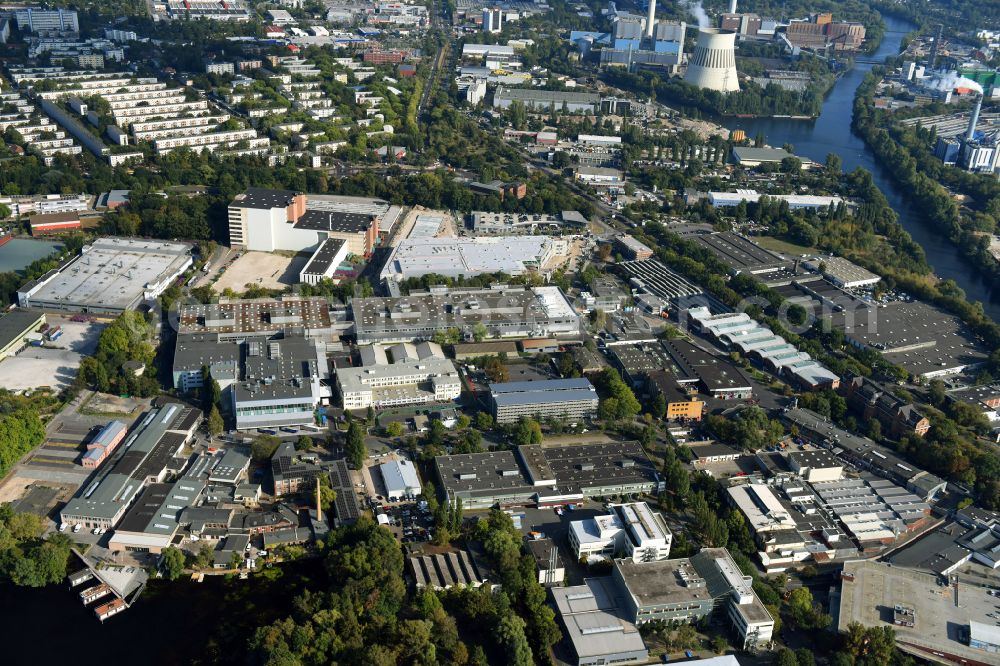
[685,28,740,93]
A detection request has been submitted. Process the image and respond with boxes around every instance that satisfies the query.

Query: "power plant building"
[685,29,740,93]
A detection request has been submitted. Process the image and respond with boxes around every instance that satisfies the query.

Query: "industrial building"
[689,231,791,275]
[379,236,567,282]
[617,259,703,303]
[227,188,392,257]
[60,403,202,530]
[488,378,599,424]
[613,235,654,261]
[660,338,753,400]
[830,300,989,379]
[612,548,774,649]
[781,408,947,501]
[802,256,881,289]
[17,238,192,314]
[838,559,1000,665]
[469,210,588,235]
[493,86,600,113]
[298,237,350,285]
[271,441,324,496]
[434,441,662,509]
[730,146,797,167]
[81,421,129,469]
[687,306,839,390]
[172,332,329,430]
[351,286,581,344]
[177,297,340,340]
[707,190,845,211]
[409,549,490,590]
[379,458,421,501]
[0,309,45,360]
[551,577,649,666]
[568,502,672,563]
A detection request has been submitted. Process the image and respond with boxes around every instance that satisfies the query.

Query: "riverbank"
[722,15,1000,322]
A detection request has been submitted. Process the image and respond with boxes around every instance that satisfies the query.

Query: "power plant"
[684,28,740,93]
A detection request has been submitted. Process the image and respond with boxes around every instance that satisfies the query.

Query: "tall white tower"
[684,29,740,93]
[645,0,656,40]
[729,0,738,14]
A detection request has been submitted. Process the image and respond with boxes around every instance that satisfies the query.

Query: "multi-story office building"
[568,502,673,563]
[488,378,599,424]
[337,357,462,410]
[612,548,774,649]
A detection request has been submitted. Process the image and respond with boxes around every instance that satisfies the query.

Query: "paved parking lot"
[0,316,105,391]
[212,251,308,293]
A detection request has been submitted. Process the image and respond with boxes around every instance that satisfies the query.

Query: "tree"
[346,421,367,469]
[207,406,224,437]
[590,308,607,330]
[776,649,799,666]
[472,322,488,342]
[476,411,494,430]
[385,421,404,438]
[161,546,185,580]
[515,418,543,446]
[651,393,667,420]
[295,435,313,451]
[844,623,896,666]
[250,434,280,461]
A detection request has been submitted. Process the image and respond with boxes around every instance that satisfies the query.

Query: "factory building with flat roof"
[379,236,567,282]
[17,238,192,314]
[434,441,662,509]
[552,577,649,666]
[172,332,330,429]
[351,285,581,344]
[178,297,338,339]
[0,308,45,360]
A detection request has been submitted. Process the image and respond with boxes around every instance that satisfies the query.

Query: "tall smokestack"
[967,95,983,142]
[315,477,322,519]
[645,0,656,40]
[729,0,737,13]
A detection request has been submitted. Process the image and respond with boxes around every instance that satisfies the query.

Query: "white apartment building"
[15,8,79,33]
[569,502,673,563]
[153,129,263,154]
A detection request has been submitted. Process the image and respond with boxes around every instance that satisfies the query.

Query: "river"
[0,559,326,666]
[724,15,1000,322]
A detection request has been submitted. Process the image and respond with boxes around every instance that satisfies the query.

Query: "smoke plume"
[684,0,711,29]
[923,70,984,94]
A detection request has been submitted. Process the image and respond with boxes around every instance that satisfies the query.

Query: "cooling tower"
[684,28,740,93]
